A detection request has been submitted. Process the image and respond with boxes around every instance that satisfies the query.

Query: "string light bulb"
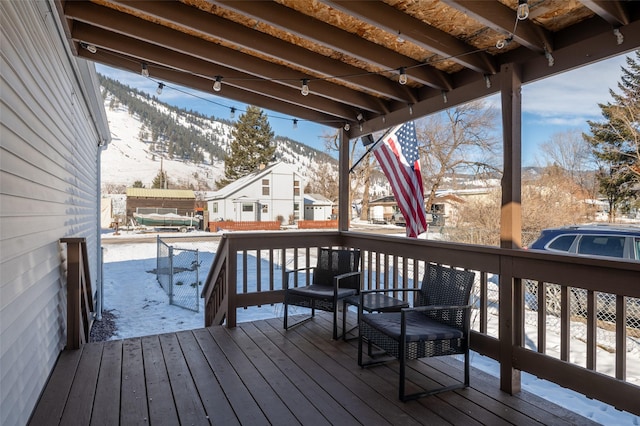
[293,119,298,129]
[517,0,529,20]
[156,82,164,95]
[301,79,309,96]
[408,104,413,115]
[613,28,624,45]
[230,107,236,119]
[81,43,97,54]
[141,62,149,77]
[545,49,555,67]
[213,76,222,92]
[441,90,448,104]
[398,67,408,85]
[484,75,492,89]
[344,123,350,131]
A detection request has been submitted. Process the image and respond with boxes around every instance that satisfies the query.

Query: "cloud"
[522,54,629,121]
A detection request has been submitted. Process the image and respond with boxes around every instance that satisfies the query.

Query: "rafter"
[213,0,453,90]
[65,3,388,116]
[323,0,497,75]
[580,1,630,26]
[105,0,412,102]
[444,0,552,53]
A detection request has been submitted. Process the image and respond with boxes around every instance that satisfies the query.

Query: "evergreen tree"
[584,51,640,221]
[217,106,275,188]
[132,180,144,188]
[152,170,168,189]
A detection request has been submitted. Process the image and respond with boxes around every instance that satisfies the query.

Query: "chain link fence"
[156,236,201,312]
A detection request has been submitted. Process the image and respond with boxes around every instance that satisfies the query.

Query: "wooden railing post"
[498,255,521,394]
[61,238,94,350]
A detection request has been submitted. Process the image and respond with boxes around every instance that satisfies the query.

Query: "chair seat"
[287,285,357,300]
[362,312,464,342]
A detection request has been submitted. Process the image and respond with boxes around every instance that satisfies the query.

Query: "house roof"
[207,162,298,200]
[305,193,333,205]
[59,0,640,139]
[125,188,195,199]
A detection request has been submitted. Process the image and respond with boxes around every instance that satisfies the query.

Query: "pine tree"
[216,106,275,188]
[584,50,640,221]
[151,170,168,189]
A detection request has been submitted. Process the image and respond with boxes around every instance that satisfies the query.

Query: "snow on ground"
[100,231,639,425]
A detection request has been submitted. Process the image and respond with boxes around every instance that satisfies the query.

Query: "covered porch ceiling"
[58,0,640,139]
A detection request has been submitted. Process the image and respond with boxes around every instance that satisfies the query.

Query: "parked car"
[527,224,640,260]
[525,224,640,327]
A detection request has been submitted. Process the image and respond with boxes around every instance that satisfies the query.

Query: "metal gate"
[156,236,201,312]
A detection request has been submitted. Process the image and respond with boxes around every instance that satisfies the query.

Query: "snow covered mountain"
[99,75,336,192]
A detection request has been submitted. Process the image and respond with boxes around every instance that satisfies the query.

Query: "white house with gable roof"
[207,162,304,223]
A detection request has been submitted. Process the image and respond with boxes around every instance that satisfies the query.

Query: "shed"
[304,194,334,221]
[125,188,196,220]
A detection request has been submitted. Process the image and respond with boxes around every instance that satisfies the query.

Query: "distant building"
[304,193,334,220]
[206,162,304,223]
[125,188,196,220]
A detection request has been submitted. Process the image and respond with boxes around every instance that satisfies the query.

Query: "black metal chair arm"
[400,304,472,314]
[284,266,316,289]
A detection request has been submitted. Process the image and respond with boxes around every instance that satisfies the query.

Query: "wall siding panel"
[0,1,109,424]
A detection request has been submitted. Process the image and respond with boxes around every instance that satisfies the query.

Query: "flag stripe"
[373,121,427,237]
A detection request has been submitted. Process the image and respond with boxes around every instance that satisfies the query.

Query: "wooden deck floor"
[30,313,598,425]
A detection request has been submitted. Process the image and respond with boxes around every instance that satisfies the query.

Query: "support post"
[499,63,523,395]
[338,127,350,231]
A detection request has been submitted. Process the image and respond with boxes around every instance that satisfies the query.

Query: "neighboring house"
[125,188,196,220]
[0,2,110,425]
[207,162,304,223]
[304,193,334,220]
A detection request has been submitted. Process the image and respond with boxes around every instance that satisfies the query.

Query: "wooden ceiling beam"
[65,3,387,115]
[71,23,365,121]
[105,0,411,102]
[79,49,344,127]
[580,1,630,26]
[323,0,497,75]
[213,0,453,91]
[444,0,552,53]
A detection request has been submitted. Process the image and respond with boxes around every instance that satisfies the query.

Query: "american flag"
[373,121,428,237]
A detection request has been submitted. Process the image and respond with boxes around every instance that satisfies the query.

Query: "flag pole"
[349,127,394,174]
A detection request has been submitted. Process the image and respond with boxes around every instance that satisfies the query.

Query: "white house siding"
[0,2,109,425]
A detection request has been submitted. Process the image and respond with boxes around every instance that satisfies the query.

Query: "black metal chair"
[358,263,476,401]
[284,248,361,340]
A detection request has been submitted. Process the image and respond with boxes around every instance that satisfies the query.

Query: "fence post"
[169,245,174,305]
[195,249,200,312]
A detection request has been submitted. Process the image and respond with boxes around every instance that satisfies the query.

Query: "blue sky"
[96,52,631,166]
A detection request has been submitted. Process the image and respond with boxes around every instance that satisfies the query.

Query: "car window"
[547,235,576,252]
[577,235,625,258]
[635,238,640,260]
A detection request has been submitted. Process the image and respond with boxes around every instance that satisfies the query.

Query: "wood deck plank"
[28,348,83,426]
[120,338,149,425]
[251,320,364,426]
[227,323,333,425]
[158,333,209,425]
[192,328,269,425]
[90,340,123,426]
[140,335,179,426]
[287,316,453,426]
[208,325,301,425]
[59,341,103,425]
[290,316,477,426]
[31,313,603,426]
[175,330,240,426]
[265,317,397,425]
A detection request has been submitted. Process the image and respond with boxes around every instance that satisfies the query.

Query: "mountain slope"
[98,75,336,192]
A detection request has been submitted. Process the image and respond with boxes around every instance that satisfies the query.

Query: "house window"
[293,180,300,196]
[211,202,218,213]
[262,204,269,214]
[262,178,270,196]
[293,202,299,211]
[242,203,253,212]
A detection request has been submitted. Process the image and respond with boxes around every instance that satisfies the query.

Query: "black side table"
[342,293,409,341]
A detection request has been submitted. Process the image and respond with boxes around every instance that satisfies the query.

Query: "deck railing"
[201,230,640,416]
[60,238,94,349]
